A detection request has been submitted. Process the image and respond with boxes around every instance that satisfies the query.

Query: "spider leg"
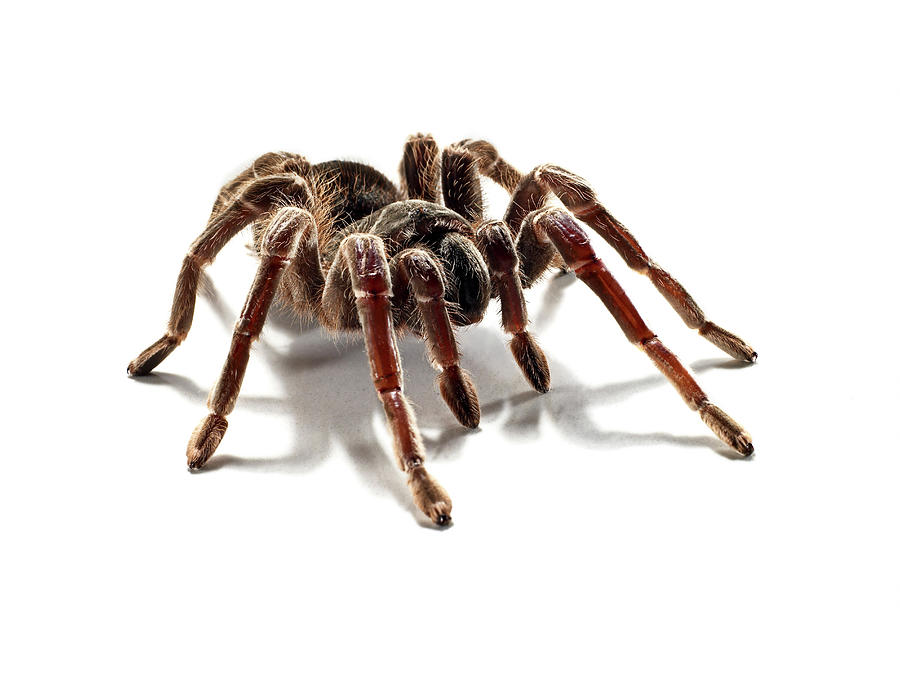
[475,220,550,393]
[528,207,753,456]
[329,233,452,526]
[209,151,310,221]
[448,139,524,195]
[399,133,440,202]
[394,247,480,428]
[278,214,328,324]
[519,164,756,362]
[185,207,311,469]
[437,143,550,392]
[441,144,484,223]
[450,140,756,362]
[127,171,312,375]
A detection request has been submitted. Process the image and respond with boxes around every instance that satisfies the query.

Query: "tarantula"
[128,134,756,526]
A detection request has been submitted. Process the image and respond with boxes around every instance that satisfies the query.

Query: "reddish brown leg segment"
[449,139,756,362]
[476,220,550,393]
[522,165,756,362]
[339,234,452,526]
[395,248,481,428]
[532,208,753,456]
[186,208,310,469]
[128,172,312,375]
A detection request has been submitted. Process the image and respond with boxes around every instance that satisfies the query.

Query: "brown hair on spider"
[128,133,756,527]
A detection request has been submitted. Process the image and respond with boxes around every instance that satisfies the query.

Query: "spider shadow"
[136,273,748,524]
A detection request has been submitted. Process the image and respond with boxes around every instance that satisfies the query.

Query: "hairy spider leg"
[519,165,756,362]
[209,151,310,221]
[476,221,551,393]
[185,208,312,469]
[127,172,312,376]
[440,145,484,224]
[394,248,481,428]
[399,133,440,202]
[397,137,492,417]
[277,215,328,325]
[436,143,551,393]
[451,140,756,363]
[528,206,753,456]
[330,234,453,526]
[449,139,524,195]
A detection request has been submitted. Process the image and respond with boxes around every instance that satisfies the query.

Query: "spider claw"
[699,404,754,457]
[408,466,453,526]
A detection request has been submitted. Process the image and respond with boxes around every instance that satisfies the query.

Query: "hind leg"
[449,139,755,361]
[399,133,440,202]
[127,169,312,375]
[514,164,756,361]
[527,206,753,455]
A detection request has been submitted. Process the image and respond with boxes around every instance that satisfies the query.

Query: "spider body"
[316,199,491,330]
[128,135,757,526]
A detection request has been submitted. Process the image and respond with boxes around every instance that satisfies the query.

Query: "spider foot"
[127,334,179,376]
[186,414,228,469]
[408,465,453,526]
[699,404,754,457]
[510,332,550,393]
[439,365,481,428]
[699,322,757,363]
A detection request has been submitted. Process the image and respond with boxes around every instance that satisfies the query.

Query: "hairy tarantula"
[128,134,756,526]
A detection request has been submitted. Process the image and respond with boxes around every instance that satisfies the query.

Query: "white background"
[3,1,898,673]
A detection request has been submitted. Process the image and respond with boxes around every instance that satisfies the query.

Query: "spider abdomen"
[310,160,400,229]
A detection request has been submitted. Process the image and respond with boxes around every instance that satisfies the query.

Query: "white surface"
[3,1,898,673]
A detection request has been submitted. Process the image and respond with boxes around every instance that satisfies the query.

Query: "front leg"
[329,233,453,526]
[394,247,481,428]
[128,171,313,375]
[475,220,551,393]
[186,207,310,469]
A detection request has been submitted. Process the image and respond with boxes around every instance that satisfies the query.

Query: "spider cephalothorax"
[128,134,756,526]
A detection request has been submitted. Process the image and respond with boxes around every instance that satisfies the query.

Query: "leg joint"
[260,207,312,257]
[532,208,596,269]
[476,220,518,274]
[396,248,445,300]
[340,234,392,296]
[533,164,597,213]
